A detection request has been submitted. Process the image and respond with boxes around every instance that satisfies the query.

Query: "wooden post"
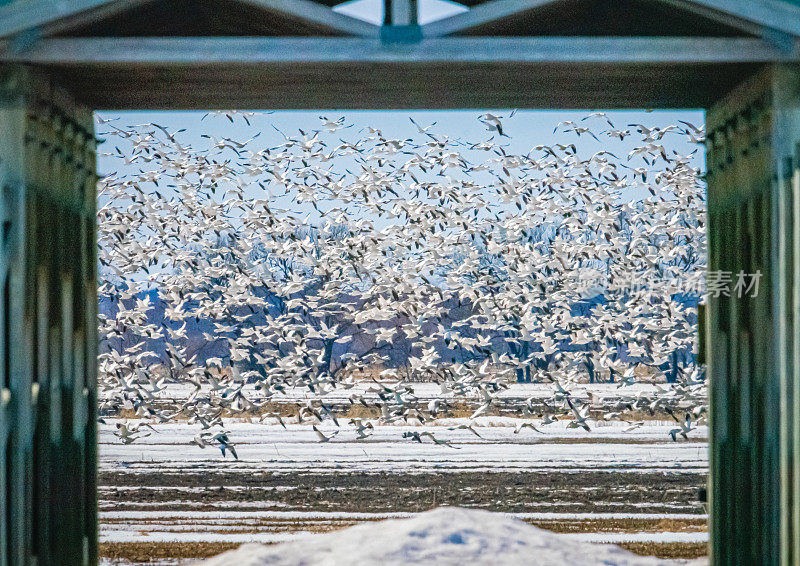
[0,64,97,566]
[706,63,800,566]
[381,0,421,43]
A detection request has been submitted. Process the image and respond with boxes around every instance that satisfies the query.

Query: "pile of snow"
[200,507,705,566]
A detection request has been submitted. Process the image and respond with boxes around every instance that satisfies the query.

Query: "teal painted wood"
[707,66,774,566]
[707,63,800,566]
[0,64,98,566]
[793,134,800,566]
[770,65,800,566]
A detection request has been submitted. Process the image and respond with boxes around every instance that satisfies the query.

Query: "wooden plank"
[0,64,99,565]
[0,0,379,40]
[3,0,799,40]
[6,153,30,565]
[794,138,800,566]
[1,36,797,64]
[658,0,796,39]
[682,0,800,38]
[38,59,757,110]
[706,66,773,565]
[0,0,126,39]
[19,0,156,39]
[778,151,794,566]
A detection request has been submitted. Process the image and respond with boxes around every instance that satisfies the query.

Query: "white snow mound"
[200,507,702,566]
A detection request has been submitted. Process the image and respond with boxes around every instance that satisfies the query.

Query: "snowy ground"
[98,412,708,564]
[200,507,706,566]
[99,417,707,474]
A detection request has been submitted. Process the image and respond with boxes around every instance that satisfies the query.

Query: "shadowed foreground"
[199,507,705,565]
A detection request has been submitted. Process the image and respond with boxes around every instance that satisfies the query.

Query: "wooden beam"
[662,0,800,40]
[2,0,799,42]
[423,0,558,38]
[0,0,379,40]
[680,0,800,38]
[39,60,759,110]
[423,0,800,40]
[0,0,124,39]
[1,37,798,64]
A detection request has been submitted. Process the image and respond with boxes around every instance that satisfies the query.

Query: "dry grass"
[619,542,708,559]
[340,404,381,419]
[529,517,707,534]
[102,517,363,532]
[100,541,241,562]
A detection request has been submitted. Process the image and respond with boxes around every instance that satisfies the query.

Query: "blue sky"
[333,0,467,24]
[95,109,705,182]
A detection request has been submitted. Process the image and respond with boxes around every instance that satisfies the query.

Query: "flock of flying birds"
[97,110,708,458]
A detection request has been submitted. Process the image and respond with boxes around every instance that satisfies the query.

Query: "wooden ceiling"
[0,0,796,109]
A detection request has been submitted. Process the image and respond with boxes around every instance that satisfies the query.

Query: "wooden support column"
[769,64,800,566]
[381,0,421,42]
[706,63,800,566]
[0,64,98,566]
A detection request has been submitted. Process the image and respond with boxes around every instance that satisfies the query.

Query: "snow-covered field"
[98,411,708,564]
[99,417,707,474]
[201,507,706,566]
